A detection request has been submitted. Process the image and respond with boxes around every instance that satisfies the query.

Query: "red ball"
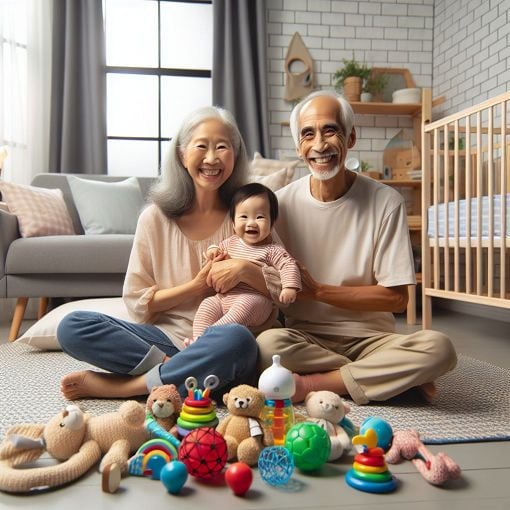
[178,427,227,479]
[225,462,253,496]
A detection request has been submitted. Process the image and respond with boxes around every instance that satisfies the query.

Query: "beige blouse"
[122,204,234,350]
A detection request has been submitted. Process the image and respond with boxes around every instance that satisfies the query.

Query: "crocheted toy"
[216,384,272,466]
[146,384,182,437]
[304,390,352,461]
[385,429,461,485]
[0,401,149,494]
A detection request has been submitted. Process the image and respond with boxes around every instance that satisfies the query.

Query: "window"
[103,0,212,177]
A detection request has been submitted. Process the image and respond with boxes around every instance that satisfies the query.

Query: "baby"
[188,182,301,344]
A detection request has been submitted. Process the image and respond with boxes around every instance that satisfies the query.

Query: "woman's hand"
[193,259,214,295]
[207,258,247,294]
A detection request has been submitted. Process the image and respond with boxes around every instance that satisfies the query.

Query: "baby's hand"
[183,337,197,348]
[279,288,297,304]
[204,247,227,263]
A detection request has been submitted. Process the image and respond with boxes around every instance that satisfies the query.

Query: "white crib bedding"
[427,193,510,238]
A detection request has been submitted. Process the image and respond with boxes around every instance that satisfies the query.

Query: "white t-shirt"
[275,173,415,338]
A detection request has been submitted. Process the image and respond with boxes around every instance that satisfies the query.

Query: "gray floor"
[0,308,509,509]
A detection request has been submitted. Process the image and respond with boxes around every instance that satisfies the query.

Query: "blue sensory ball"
[359,417,393,452]
[258,446,294,486]
[160,461,188,494]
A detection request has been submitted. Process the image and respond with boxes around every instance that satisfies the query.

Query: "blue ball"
[360,417,393,451]
[258,446,294,486]
[160,461,188,494]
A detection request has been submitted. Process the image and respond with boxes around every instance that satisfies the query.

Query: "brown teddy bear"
[305,390,352,461]
[216,384,272,466]
[0,401,149,493]
[146,384,182,437]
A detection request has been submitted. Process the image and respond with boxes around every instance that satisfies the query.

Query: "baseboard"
[434,297,510,324]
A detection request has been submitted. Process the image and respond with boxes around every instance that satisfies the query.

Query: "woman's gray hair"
[289,90,354,147]
[150,106,249,218]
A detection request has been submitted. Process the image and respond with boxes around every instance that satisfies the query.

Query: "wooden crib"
[421,89,510,328]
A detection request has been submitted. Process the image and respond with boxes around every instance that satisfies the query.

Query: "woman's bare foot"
[418,381,438,402]
[61,370,148,400]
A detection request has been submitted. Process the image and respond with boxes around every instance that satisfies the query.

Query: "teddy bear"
[146,384,182,437]
[216,384,272,466]
[0,400,149,494]
[305,390,352,461]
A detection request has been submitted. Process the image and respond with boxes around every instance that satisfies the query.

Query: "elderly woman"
[58,106,269,401]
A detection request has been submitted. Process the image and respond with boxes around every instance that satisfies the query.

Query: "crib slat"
[453,120,460,292]
[465,115,472,294]
[433,128,440,289]
[501,101,507,299]
[488,107,494,297]
[444,126,450,291]
[476,112,482,295]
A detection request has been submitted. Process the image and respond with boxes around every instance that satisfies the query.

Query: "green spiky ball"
[284,422,331,471]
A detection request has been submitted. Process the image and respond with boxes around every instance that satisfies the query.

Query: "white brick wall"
[266,0,434,169]
[433,0,510,117]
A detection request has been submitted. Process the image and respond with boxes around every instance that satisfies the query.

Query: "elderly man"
[257,90,457,405]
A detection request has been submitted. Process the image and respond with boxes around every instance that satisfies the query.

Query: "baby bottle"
[258,354,295,445]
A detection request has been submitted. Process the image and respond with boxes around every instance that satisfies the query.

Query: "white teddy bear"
[305,390,352,461]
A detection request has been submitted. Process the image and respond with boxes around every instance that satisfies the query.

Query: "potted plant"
[333,57,370,102]
[361,73,388,102]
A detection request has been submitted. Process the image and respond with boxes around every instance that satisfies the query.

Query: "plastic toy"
[178,427,227,480]
[224,462,253,496]
[0,401,148,494]
[359,416,393,452]
[284,422,330,471]
[257,446,294,486]
[128,438,178,480]
[146,384,182,437]
[346,428,397,493]
[177,375,219,436]
[304,390,352,460]
[160,460,188,494]
[385,429,461,485]
[258,354,295,445]
[216,384,272,466]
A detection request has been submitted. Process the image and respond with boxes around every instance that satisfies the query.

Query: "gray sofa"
[0,173,156,340]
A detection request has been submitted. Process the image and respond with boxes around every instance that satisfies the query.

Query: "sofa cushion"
[0,180,75,238]
[67,175,145,234]
[6,234,134,274]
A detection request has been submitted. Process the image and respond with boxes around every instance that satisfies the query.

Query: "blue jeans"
[57,311,259,400]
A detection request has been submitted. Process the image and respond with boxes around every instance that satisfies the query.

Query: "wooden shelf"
[350,101,422,116]
[379,179,421,186]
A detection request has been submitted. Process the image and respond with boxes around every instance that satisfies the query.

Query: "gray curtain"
[49,0,107,174]
[213,0,271,158]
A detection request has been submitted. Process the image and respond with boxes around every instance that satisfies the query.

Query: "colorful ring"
[177,416,219,429]
[345,469,397,493]
[349,469,393,483]
[179,405,215,415]
[354,453,386,467]
[352,461,387,474]
[184,397,212,408]
[179,410,217,423]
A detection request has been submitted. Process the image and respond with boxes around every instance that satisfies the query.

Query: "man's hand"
[207,258,246,294]
[296,262,320,301]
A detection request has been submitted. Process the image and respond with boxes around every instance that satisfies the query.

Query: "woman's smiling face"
[180,118,235,191]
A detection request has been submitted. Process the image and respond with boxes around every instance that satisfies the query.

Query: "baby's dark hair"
[229,182,279,226]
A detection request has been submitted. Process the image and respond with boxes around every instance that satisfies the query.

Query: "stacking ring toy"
[345,469,397,493]
[354,453,386,467]
[349,469,393,483]
[352,461,387,474]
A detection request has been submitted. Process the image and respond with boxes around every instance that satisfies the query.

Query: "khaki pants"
[256,328,457,405]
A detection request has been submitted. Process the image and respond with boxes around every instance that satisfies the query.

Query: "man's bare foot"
[418,381,437,402]
[61,370,148,400]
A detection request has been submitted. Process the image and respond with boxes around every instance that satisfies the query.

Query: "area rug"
[0,342,509,444]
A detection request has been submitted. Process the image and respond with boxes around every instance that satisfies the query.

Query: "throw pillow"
[250,152,301,186]
[0,180,75,237]
[15,297,132,350]
[67,176,145,234]
[248,167,290,192]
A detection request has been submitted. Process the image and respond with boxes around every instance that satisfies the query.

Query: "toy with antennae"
[176,375,220,437]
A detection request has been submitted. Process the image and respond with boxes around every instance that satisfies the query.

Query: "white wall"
[433,0,510,116]
[266,0,434,169]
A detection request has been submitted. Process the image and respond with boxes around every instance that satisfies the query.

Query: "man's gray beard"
[308,163,341,181]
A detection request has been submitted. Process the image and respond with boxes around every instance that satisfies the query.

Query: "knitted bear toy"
[0,401,148,494]
[216,384,272,466]
[146,384,182,437]
[305,390,352,461]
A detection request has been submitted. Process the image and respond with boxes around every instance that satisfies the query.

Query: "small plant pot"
[343,76,361,102]
[360,92,372,103]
